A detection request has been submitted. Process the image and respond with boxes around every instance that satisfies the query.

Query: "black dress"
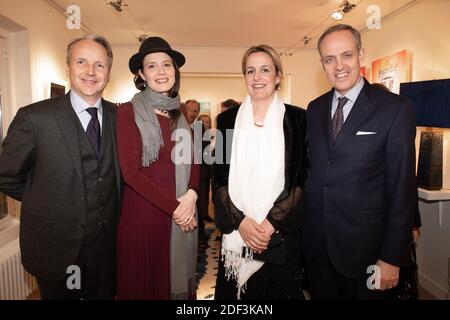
[212,104,309,300]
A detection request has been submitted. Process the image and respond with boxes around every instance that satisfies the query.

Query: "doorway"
[0,36,8,219]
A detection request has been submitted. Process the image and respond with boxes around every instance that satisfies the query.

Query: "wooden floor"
[26,221,438,301]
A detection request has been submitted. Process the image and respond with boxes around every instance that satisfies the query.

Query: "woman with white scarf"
[213,45,309,300]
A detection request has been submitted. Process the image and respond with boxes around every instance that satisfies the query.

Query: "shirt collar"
[70,90,103,115]
[333,77,365,104]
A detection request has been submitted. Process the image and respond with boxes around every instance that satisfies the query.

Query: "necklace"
[254,121,264,128]
[155,108,169,116]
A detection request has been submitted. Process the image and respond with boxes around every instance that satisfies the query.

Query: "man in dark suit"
[0,35,121,299]
[303,24,417,299]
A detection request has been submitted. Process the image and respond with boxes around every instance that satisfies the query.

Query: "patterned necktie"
[86,107,101,157]
[332,96,349,139]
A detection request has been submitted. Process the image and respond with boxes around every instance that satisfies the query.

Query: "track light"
[331,10,343,20]
[341,0,356,13]
[303,36,312,45]
[107,0,127,12]
[137,35,148,43]
[331,1,356,20]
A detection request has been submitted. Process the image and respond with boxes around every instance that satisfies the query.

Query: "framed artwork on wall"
[360,66,368,79]
[50,82,66,98]
[199,101,211,116]
[371,50,412,94]
[46,80,68,99]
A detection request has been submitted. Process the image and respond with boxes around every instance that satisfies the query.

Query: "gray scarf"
[131,87,180,167]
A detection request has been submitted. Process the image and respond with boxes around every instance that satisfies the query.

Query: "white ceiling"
[48,0,419,50]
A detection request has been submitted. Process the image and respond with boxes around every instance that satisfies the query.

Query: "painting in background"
[199,101,211,116]
[50,82,66,98]
[360,66,368,79]
[371,50,411,94]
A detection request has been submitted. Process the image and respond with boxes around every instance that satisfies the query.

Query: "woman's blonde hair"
[241,44,283,90]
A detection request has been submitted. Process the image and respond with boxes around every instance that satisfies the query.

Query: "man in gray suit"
[0,35,121,299]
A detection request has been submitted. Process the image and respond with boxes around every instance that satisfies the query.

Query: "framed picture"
[46,80,68,98]
[360,66,368,79]
[50,82,66,98]
[0,192,7,220]
[199,101,211,116]
[371,50,412,94]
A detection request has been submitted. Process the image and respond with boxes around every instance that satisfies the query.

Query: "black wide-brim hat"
[129,36,185,74]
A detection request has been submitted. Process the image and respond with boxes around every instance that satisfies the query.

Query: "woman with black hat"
[116,37,200,299]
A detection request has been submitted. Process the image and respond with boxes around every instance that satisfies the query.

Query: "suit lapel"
[102,100,121,197]
[283,108,292,189]
[98,104,111,160]
[333,81,374,149]
[54,93,86,192]
[319,90,334,151]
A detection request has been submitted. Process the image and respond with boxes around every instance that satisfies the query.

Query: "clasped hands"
[173,189,198,233]
[238,216,275,253]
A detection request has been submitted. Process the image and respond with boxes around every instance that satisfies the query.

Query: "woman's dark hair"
[133,56,182,129]
[221,99,240,110]
[133,59,181,97]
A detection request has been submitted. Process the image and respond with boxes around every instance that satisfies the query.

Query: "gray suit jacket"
[0,92,121,281]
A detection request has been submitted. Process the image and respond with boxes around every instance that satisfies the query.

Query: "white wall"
[0,0,84,217]
[107,45,329,109]
[107,2,450,111]
[0,0,84,118]
[361,1,450,82]
[360,1,450,299]
[1,0,448,118]
[418,200,450,300]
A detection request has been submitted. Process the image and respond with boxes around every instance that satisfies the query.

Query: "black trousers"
[305,237,385,300]
[198,165,211,220]
[36,228,116,300]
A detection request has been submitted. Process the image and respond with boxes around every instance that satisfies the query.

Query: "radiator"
[0,238,37,300]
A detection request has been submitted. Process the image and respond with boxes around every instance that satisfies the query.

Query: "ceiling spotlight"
[331,10,343,20]
[331,1,355,20]
[341,0,356,13]
[107,0,127,12]
[137,35,148,43]
[303,36,312,45]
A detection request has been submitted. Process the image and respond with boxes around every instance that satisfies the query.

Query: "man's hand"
[376,259,400,290]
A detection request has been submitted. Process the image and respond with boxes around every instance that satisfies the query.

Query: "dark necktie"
[332,96,349,139]
[86,107,101,157]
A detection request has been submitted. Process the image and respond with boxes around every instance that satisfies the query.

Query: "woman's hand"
[238,217,270,252]
[260,219,275,238]
[412,227,421,242]
[173,189,198,226]
[180,215,198,233]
